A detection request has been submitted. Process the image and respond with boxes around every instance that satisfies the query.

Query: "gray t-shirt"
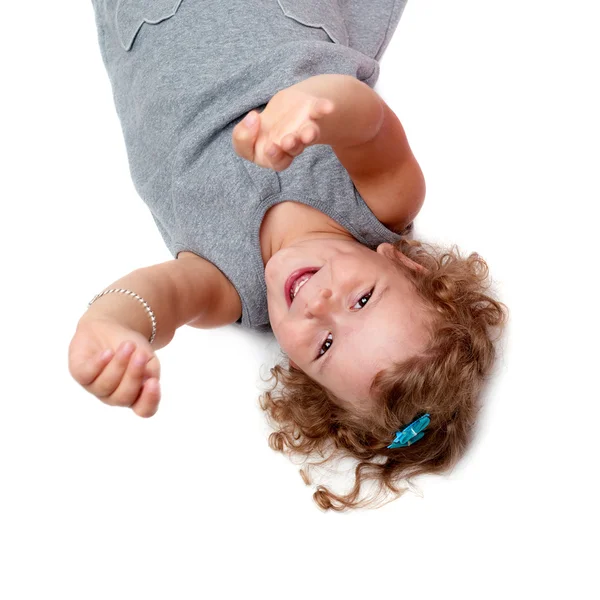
[92,0,407,329]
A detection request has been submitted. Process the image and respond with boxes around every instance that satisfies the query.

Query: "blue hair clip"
[387,414,431,449]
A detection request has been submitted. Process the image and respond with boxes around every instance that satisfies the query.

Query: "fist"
[232,88,335,172]
[68,318,162,418]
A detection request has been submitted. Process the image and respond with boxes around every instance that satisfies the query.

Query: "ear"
[376,243,426,272]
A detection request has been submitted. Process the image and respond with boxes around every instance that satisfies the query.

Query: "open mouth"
[285,268,320,308]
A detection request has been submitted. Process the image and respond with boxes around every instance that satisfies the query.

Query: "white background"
[1,1,599,598]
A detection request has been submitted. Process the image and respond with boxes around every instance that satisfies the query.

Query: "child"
[69,0,507,510]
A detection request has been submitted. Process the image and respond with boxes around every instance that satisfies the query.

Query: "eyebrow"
[317,284,390,374]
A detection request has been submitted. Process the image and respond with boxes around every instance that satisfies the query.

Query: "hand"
[68,318,162,418]
[232,87,335,172]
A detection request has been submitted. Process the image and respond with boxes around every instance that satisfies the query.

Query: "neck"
[260,202,356,267]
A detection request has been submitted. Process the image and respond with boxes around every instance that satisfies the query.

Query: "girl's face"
[265,238,431,411]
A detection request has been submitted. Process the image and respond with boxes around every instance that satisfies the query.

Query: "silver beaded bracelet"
[88,288,157,345]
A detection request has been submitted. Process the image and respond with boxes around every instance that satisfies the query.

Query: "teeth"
[291,273,314,300]
[293,278,309,297]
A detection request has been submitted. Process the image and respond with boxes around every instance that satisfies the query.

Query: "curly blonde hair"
[259,237,507,511]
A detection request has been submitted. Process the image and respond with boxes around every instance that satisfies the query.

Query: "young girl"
[69,0,507,510]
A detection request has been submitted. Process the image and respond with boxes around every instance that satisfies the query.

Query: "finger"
[143,355,161,382]
[298,123,319,145]
[106,349,150,408]
[280,133,306,157]
[70,347,115,387]
[130,378,161,418]
[89,340,137,401]
[265,142,294,172]
[310,98,335,120]
[232,111,260,161]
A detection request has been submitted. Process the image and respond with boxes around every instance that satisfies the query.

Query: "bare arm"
[294,75,425,231]
[291,74,385,148]
[233,74,425,232]
[78,253,236,350]
[331,99,426,231]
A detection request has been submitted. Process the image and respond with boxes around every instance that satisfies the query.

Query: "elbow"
[409,159,426,221]
[395,158,426,233]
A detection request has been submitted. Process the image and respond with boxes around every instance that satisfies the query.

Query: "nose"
[304,287,333,318]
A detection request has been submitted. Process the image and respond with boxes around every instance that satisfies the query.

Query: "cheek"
[271,321,299,358]
[266,286,283,323]
[264,264,281,306]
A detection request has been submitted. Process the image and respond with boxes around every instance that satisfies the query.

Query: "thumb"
[232,111,260,162]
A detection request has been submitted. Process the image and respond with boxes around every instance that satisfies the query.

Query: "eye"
[317,333,333,359]
[354,288,375,308]
[316,289,374,360]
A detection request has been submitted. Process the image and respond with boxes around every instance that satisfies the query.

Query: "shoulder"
[333,100,426,232]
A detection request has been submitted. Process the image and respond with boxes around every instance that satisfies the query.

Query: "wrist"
[295,74,384,148]
[80,265,179,350]
[80,293,154,340]
[86,288,157,344]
